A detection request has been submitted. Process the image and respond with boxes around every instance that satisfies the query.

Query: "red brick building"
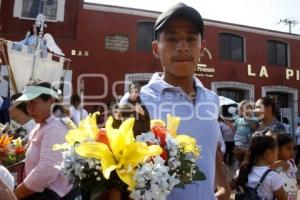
[1,0,300,132]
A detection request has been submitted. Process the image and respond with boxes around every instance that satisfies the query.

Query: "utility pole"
[278,18,298,34]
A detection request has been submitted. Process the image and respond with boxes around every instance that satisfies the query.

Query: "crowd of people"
[219,96,299,199]
[0,2,299,200]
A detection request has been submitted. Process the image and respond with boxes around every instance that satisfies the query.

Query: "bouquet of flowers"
[54,113,205,200]
[0,134,26,167]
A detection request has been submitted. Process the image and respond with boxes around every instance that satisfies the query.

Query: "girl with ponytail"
[234,135,287,200]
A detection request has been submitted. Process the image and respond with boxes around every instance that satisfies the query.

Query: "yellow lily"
[155,114,200,157]
[75,116,162,190]
[166,114,180,137]
[65,112,99,144]
[53,113,99,151]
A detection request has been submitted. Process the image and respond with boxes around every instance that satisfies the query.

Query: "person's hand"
[134,104,145,116]
[0,179,17,200]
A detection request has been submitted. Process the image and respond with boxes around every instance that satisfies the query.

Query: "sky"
[84,0,300,35]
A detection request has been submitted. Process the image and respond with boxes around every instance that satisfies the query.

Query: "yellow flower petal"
[176,135,200,157]
[150,119,166,128]
[117,169,136,191]
[52,143,70,150]
[65,129,88,144]
[76,142,112,160]
[123,142,162,167]
[167,114,180,137]
[106,117,135,160]
[65,113,99,145]
[78,112,99,140]
[0,134,13,148]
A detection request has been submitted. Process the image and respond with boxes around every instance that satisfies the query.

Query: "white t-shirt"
[69,106,88,126]
[275,160,298,200]
[247,166,284,200]
[0,165,14,190]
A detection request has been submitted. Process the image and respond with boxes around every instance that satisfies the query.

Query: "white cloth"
[7,40,64,92]
[69,106,88,126]
[0,165,14,190]
[275,160,298,200]
[247,166,284,200]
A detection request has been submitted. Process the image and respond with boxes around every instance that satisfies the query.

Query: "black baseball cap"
[154,3,204,39]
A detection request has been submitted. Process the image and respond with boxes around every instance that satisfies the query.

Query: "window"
[219,33,244,62]
[217,88,244,103]
[137,21,155,52]
[267,40,288,66]
[13,0,65,21]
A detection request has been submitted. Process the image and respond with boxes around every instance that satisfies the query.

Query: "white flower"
[136,132,160,144]
[130,156,180,200]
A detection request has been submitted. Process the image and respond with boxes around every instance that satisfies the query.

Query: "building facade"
[1,0,300,132]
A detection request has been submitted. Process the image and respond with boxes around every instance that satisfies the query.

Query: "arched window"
[267,40,288,67]
[219,33,244,62]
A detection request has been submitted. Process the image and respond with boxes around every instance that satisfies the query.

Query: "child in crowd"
[233,135,287,200]
[272,134,298,200]
[219,117,235,166]
[233,101,258,169]
[234,100,257,148]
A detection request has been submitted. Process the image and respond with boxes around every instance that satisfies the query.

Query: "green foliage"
[170,148,206,189]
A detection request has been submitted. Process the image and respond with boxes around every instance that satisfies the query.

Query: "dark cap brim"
[154,4,204,38]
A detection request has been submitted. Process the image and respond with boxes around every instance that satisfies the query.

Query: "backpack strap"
[254,168,273,192]
[288,159,295,167]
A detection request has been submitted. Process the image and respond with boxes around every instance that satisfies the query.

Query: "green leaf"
[194,169,206,181]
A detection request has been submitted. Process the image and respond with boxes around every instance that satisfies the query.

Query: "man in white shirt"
[69,94,88,126]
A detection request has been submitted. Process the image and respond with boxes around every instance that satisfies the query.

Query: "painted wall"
[1,1,300,107]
